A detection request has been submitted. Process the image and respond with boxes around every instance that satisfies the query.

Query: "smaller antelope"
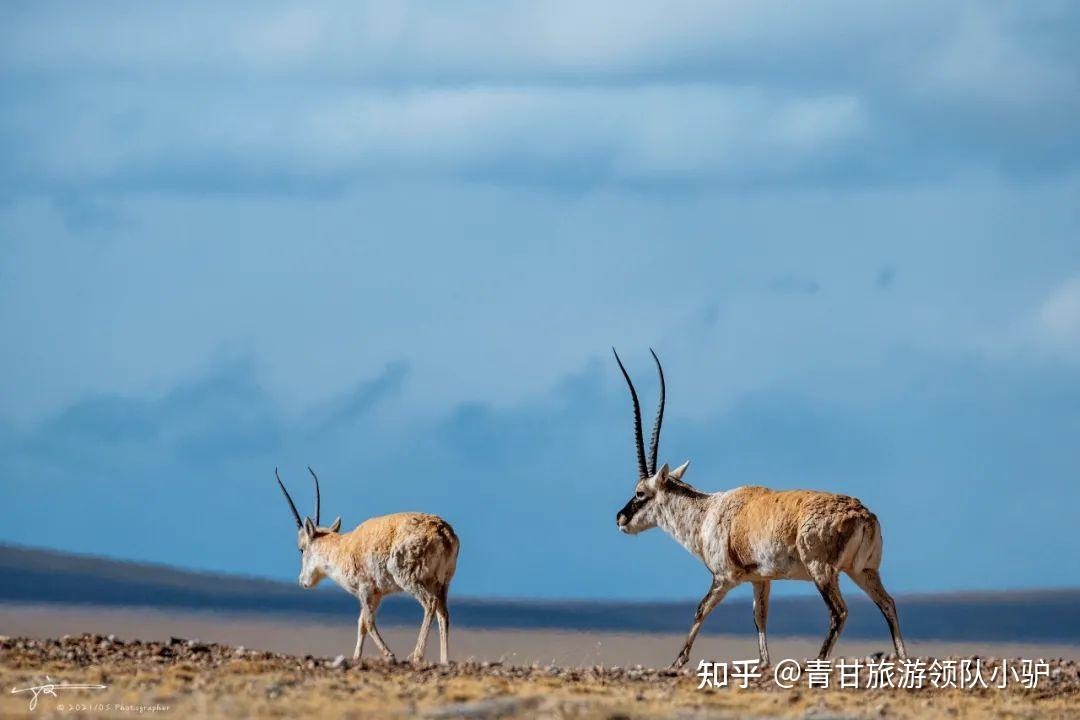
[612,349,907,668]
[275,467,459,664]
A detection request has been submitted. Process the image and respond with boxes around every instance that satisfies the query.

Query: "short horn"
[275,468,302,529]
[647,348,666,475]
[307,466,321,526]
[613,348,649,480]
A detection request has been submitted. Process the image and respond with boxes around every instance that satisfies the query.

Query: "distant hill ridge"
[2,544,1078,643]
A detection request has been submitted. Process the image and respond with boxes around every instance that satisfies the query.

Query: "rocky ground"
[2,635,1078,719]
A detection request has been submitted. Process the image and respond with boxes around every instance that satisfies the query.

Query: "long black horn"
[613,348,649,480]
[275,468,302,529]
[307,466,321,526]
[647,348,666,475]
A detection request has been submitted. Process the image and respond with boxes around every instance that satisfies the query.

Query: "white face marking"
[617,478,661,534]
[297,529,325,588]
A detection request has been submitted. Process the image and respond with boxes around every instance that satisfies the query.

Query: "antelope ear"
[303,517,316,537]
[669,461,690,481]
[648,463,670,488]
[328,517,342,533]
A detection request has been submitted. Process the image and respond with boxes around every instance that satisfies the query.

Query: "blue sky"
[1,2,1079,600]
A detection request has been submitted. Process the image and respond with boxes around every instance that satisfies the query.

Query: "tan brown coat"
[276,469,458,664]
[298,512,459,664]
[611,349,906,669]
[618,464,905,668]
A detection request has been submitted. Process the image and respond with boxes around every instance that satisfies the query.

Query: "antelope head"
[275,466,341,588]
[612,348,690,535]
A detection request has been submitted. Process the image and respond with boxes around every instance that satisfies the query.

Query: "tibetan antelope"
[275,467,459,664]
[611,349,907,669]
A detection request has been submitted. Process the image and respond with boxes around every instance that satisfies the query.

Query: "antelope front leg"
[362,593,396,662]
[672,577,734,669]
[353,609,367,660]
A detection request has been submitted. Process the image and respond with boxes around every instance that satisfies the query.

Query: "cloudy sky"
[2,2,1079,600]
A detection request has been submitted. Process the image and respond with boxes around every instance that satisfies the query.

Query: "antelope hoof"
[670,653,689,670]
[409,653,426,665]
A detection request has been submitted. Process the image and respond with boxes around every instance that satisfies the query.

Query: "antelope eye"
[635,491,646,500]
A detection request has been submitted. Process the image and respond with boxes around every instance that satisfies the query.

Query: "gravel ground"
[2,634,1078,719]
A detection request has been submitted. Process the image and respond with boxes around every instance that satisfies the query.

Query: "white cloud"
[0,2,912,79]
[2,1,1077,194]
[3,84,866,190]
[1036,275,1080,357]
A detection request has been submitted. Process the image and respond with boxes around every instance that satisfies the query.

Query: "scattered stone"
[424,696,542,719]
[3,634,1079,712]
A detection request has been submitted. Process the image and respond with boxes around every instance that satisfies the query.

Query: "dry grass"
[2,635,1078,719]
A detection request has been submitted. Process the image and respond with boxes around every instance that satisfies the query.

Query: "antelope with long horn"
[275,467,459,664]
[611,349,907,668]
